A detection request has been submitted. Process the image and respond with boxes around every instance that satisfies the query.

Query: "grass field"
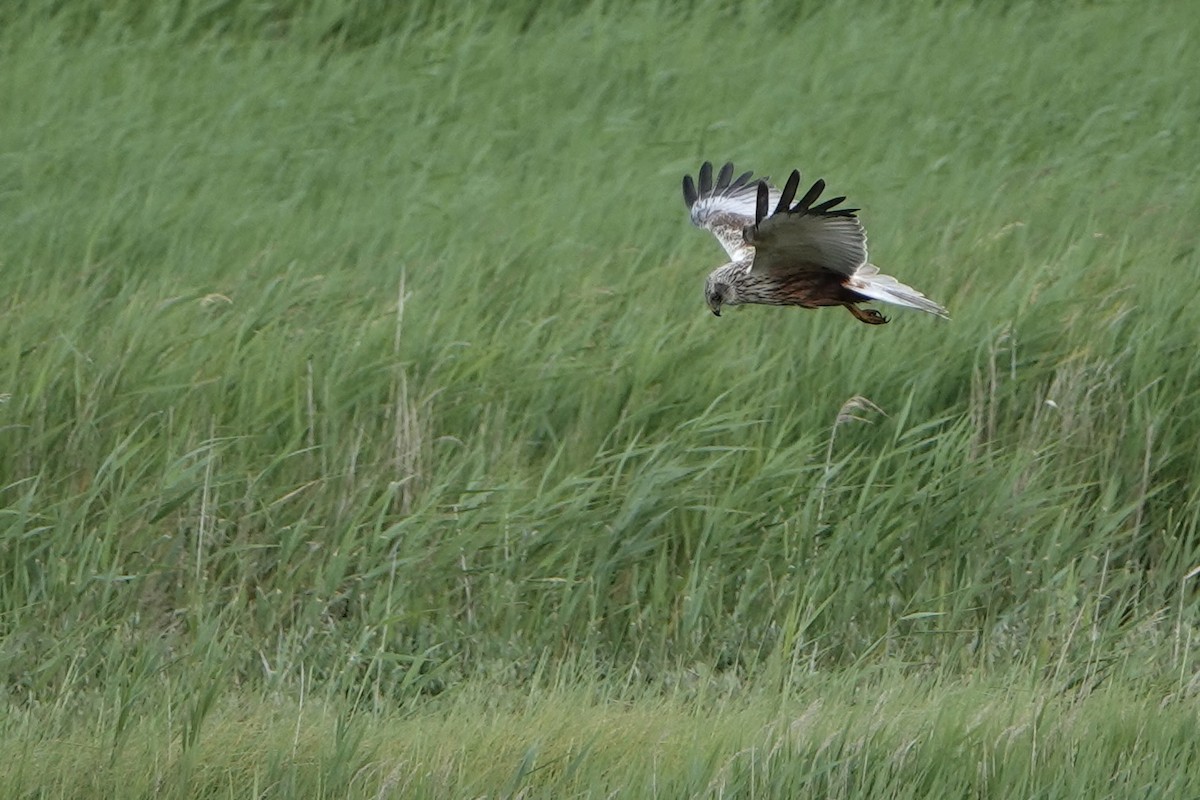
[2,0,1199,796]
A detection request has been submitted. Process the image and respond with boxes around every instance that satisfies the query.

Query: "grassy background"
[2,0,1199,795]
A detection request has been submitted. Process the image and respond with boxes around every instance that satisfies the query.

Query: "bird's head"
[704,276,735,317]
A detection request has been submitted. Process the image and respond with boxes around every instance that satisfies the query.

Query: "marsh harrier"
[682,161,948,323]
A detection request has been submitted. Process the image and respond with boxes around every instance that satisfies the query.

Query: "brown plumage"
[682,161,948,323]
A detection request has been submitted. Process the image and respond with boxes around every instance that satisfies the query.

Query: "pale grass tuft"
[819,395,887,528]
[199,292,232,307]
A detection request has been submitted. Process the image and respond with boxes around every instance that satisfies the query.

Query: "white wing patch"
[688,184,759,226]
[682,162,779,261]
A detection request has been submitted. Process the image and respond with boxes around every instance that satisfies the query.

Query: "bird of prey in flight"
[682,162,948,323]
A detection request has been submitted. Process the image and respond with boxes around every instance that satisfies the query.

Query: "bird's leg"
[846,305,888,325]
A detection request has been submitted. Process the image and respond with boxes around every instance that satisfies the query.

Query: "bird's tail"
[847,264,949,319]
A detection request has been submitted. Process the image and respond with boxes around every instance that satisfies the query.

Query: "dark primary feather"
[682,174,698,207]
[715,162,733,191]
[755,181,769,224]
[793,179,825,213]
[698,161,713,195]
[775,170,800,215]
[809,195,856,215]
[769,176,860,220]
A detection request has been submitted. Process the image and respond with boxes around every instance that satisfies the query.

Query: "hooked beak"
[709,303,721,317]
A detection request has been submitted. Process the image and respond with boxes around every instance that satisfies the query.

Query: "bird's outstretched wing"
[683,161,780,261]
[745,170,866,277]
[748,171,948,317]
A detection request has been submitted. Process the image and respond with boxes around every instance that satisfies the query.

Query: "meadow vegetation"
[1,0,1198,796]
